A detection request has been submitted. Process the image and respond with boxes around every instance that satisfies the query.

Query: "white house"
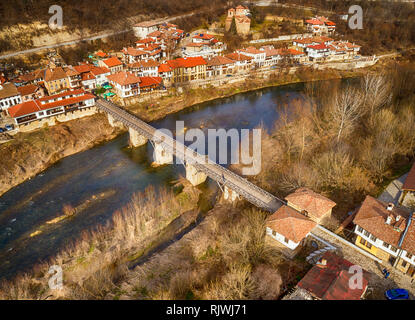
[236,47,266,68]
[266,205,316,257]
[133,21,161,39]
[128,60,160,77]
[106,71,141,98]
[306,43,331,60]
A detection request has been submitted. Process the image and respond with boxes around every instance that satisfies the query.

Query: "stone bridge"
[97,98,283,212]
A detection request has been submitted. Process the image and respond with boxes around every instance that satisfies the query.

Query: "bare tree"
[361,74,392,122]
[330,86,364,142]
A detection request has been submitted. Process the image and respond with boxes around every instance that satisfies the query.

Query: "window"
[284,237,289,244]
[390,246,398,253]
[383,242,390,249]
[360,237,366,245]
[272,231,276,237]
[357,226,363,233]
[406,252,413,260]
[366,242,372,249]
[370,234,377,242]
[402,261,407,268]
[364,230,370,237]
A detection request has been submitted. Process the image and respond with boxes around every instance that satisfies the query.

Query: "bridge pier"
[107,113,124,129]
[129,127,148,147]
[223,186,239,202]
[153,142,173,165]
[186,163,207,186]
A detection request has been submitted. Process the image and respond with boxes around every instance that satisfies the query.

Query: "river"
[0,83,306,280]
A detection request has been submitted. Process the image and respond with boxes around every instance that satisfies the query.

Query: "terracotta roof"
[166,57,207,69]
[266,205,316,243]
[403,162,415,191]
[307,44,329,50]
[148,30,162,37]
[193,33,215,40]
[0,83,20,99]
[74,64,93,74]
[239,47,263,55]
[102,57,123,68]
[107,71,141,86]
[81,72,96,81]
[306,18,324,25]
[136,38,156,44]
[225,52,253,61]
[353,195,410,248]
[285,188,336,220]
[206,56,235,67]
[90,66,110,76]
[158,63,172,73]
[44,67,68,82]
[17,84,40,96]
[139,76,162,88]
[129,60,160,69]
[122,47,148,57]
[8,91,94,118]
[297,252,369,300]
[38,88,86,102]
[94,51,107,58]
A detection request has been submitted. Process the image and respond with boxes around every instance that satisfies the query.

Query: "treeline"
[0,0,229,31]
[242,61,415,227]
[279,0,415,54]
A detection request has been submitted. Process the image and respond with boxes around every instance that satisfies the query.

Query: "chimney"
[386,215,392,225]
[387,203,394,211]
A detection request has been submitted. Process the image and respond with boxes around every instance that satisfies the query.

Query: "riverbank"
[0,113,121,197]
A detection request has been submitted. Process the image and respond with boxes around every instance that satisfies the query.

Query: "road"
[96,98,284,212]
[0,11,197,60]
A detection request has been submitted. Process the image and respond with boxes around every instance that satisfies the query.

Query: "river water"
[0,83,306,280]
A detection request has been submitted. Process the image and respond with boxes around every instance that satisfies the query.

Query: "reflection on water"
[0,83,305,279]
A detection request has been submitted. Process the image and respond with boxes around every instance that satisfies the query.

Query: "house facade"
[99,57,123,74]
[0,83,22,111]
[353,195,415,278]
[106,71,141,98]
[166,57,207,85]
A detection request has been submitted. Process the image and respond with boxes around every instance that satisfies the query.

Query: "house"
[305,43,331,61]
[128,60,160,77]
[99,57,123,74]
[7,89,96,130]
[261,46,283,67]
[65,66,82,90]
[133,21,161,39]
[225,6,251,35]
[166,56,207,85]
[353,195,415,278]
[17,84,45,101]
[291,252,369,300]
[106,71,142,98]
[327,41,361,60]
[206,56,236,77]
[401,162,415,205]
[93,51,108,60]
[285,187,336,224]
[266,205,316,258]
[158,63,173,86]
[122,47,149,64]
[276,48,308,64]
[305,16,336,35]
[139,76,163,93]
[225,52,254,73]
[236,47,267,68]
[43,67,71,95]
[74,65,111,90]
[0,83,22,111]
[183,34,226,58]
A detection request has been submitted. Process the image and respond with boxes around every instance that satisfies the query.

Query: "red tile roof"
[8,91,95,118]
[102,57,123,68]
[266,205,316,243]
[17,84,40,96]
[139,76,162,88]
[307,44,329,50]
[94,51,107,58]
[166,56,207,69]
[158,63,172,73]
[285,188,336,220]
[353,195,410,248]
[206,56,235,67]
[225,52,253,61]
[403,162,415,191]
[298,252,369,300]
[107,71,141,86]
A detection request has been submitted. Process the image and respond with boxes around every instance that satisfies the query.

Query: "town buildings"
[99,57,123,74]
[166,57,207,85]
[353,195,415,278]
[17,84,45,102]
[133,21,161,39]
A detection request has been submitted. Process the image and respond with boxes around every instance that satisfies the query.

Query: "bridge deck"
[96,98,284,212]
